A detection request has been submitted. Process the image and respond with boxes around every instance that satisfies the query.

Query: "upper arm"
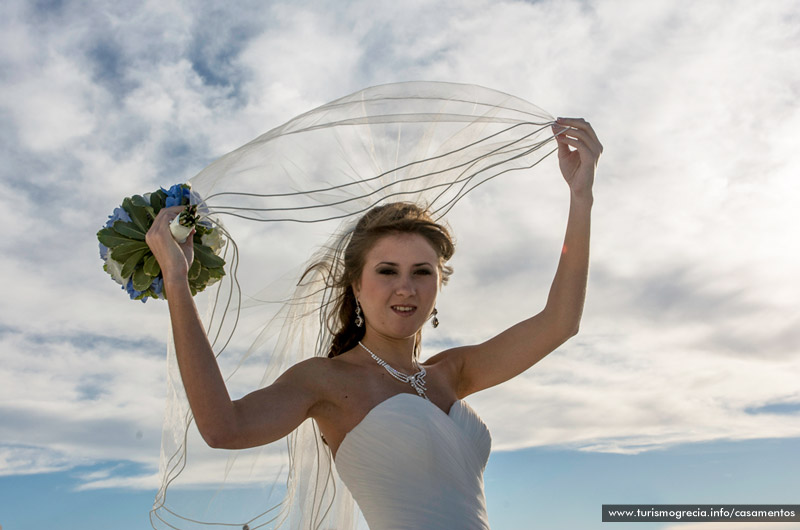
[447,308,575,399]
[212,358,324,449]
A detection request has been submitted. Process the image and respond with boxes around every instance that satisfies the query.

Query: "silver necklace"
[358,341,430,401]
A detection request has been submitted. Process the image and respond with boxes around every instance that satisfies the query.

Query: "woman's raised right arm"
[146,207,320,449]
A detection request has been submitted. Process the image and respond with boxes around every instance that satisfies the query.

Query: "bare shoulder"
[277,355,366,399]
[282,356,335,378]
[275,356,350,393]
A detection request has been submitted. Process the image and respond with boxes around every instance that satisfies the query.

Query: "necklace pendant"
[359,341,430,400]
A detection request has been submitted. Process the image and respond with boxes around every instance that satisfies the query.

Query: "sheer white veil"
[148,81,557,529]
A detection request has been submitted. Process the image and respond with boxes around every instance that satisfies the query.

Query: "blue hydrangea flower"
[162,184,191,207]
[151,276,164,297]
[105,206,132,228]
[124,278,148,303]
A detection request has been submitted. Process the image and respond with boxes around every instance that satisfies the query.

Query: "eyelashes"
[376,268,433,276]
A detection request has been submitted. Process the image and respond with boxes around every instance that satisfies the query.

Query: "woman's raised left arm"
[441,118,602,398]
[540,117,600,336]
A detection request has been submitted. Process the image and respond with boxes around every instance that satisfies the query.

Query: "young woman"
[145,116,601,529]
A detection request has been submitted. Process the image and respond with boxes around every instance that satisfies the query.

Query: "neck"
[359,333,418,372]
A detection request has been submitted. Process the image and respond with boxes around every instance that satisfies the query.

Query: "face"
[353,233,441,340]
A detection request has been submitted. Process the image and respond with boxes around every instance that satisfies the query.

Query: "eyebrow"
[376,261,434,267]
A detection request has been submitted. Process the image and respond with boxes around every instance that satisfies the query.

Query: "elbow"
[557,322,580,343]
[544,305,582,341]
[198,406,240,449]
[200,426,237,449]
[202,430,228,449]
[564,311,582,338]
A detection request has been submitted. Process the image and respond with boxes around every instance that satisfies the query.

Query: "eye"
[378,268,396,275]
[415,269,433,276]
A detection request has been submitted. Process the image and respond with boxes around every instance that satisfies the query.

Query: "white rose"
[105,258,128,286]
[201,228,225,253]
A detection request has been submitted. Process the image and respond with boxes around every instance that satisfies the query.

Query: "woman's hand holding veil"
[552,117,603,200]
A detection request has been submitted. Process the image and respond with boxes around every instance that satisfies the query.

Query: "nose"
[394,274,416,296]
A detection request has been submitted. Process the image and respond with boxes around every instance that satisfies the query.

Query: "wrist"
[569,188,594,207]
[163,274,191,297]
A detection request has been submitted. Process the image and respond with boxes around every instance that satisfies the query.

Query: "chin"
[382,324,424,340]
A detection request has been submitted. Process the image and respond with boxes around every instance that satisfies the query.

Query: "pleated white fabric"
[335,393,492,530]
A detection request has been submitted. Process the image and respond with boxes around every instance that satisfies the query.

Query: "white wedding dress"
[335,393,492,529]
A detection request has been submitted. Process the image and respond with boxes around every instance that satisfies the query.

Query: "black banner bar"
[602,504,800,522]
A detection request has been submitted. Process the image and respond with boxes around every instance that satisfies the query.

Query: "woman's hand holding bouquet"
[97,183,226,302]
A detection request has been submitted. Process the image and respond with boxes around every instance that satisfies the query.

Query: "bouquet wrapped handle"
[169,204,199,244]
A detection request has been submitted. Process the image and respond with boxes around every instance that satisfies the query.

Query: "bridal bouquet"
[97,183,226,302]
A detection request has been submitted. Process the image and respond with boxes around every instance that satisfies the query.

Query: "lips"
[391,305,417,315]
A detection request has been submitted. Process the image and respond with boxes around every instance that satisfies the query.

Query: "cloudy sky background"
[1,0,799,528]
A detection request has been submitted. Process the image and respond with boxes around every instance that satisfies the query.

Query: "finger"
[152,205,186,231]
[556,134,583,151]
[556,117,602,151]
[181,229,196,248]
[555,118,600,148]
[147,210,180,244]
[555,134,597,164]
[555,117,586,126]
[556,126,601,158]
[158,205,186,219]
[551,125,573,158]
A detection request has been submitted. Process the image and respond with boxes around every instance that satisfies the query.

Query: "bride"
[145,113,601,529]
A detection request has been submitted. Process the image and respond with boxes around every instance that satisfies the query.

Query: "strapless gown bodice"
[334,393,492,529]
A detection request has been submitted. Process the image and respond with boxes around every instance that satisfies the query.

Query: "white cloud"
[0,0,798,492]
[0,445,75,477]
[0,329,166,474]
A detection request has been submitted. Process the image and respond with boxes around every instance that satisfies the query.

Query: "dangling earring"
[431,308,439,328]
[355,299,364,328]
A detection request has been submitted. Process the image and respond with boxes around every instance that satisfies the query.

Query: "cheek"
[358,275,389,298]
[420,276,440,297]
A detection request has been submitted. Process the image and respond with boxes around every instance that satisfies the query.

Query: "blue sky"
[1,0,800,529]
[3,437,799,529]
